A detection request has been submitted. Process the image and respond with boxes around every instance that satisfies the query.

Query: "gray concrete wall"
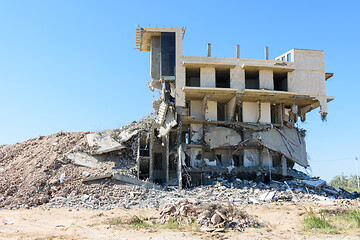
[200,67,216,87]
[150,37,161,81]
[259,69,273,90]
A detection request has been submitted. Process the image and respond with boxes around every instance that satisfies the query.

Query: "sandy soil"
[1,203,359,240]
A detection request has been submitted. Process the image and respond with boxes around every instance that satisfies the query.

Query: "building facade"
[136,26,334,187]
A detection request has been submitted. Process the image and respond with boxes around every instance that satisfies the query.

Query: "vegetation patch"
[342,206,360,227]
[303,207,339,234]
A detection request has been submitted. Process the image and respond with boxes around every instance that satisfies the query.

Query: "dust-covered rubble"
[0,115,358,211]
[156,199,262,232]
[41,178,358,211]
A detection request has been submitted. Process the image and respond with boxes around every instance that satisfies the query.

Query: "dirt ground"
[1,203,359,240]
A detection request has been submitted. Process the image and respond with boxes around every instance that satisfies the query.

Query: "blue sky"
[0,1,359,181]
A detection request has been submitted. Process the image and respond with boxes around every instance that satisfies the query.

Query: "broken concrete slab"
[112,173,161,190]
[86,131,126,155]
[204,127,242,149]
[190,124,203,143]
[155,102,168,125]
[302,179,326,189]
[159,107,177,137]
[82,173,113,182]
[148,79,162,91]
[67,152,100,168]
[258,191,276,201]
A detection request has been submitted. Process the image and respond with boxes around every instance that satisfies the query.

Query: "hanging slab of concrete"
[116,128,139,143]
[67,152,101,168]
[159,108,177,137]
[254,127,308,167]
[204,127,242,149]
[86,131,126,155]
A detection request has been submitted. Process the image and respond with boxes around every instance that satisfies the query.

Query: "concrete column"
[149,128,154,181]
[175,29,185,107]
[261,148,272,167]
[260,102,271,124]
[178,145,183,189]
[207,43,211,57]
[259,70,273,90]
[136,134,141,179]
[236,45,240,58]
[200,67,215,87]
[281,155,287,176]
[165,135,169,185]
[175,65,186,107]
[205,100,217,121]
[230,66,245,91]
[281,103,285,126]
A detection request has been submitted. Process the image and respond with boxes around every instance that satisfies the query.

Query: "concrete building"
[135,26,334,187]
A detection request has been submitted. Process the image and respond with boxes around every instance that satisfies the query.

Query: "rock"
[211,213,223,225]
[81,194,90,202]
[179,205,187,216]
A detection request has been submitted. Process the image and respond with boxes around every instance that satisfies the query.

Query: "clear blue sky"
[0,1,359,181]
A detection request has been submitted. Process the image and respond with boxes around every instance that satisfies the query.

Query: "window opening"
[245,70,259,89]
[217,103,226,121]
[185,68,200,87]
[273,72,288,91]
[233,154,244,167]
[215,68,230,88]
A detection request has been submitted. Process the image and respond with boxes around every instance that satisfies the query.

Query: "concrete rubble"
[0,125,358,213]
[0,115,356,212]
[157,199,262,232]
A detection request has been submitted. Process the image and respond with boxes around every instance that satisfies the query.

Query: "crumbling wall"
[204,126,241,149]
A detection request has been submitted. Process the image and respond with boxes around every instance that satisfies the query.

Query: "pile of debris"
[157,199,261,232]
[0,116,155,209]
[0,114,358,211]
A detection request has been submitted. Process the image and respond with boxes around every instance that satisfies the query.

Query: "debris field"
[0,117,357,213]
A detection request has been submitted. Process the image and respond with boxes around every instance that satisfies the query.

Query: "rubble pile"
[40,178,358,211]
[0,117,154,209]
[0,132,90,209]
[0,114,358,211]
[157,199,261,232]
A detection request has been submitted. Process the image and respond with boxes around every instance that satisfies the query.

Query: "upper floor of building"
[136,26,334,120]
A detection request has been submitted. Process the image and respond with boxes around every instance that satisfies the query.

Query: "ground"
[1,203,360,240]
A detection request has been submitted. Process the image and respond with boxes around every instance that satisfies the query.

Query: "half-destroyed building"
[132,26,334,187]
